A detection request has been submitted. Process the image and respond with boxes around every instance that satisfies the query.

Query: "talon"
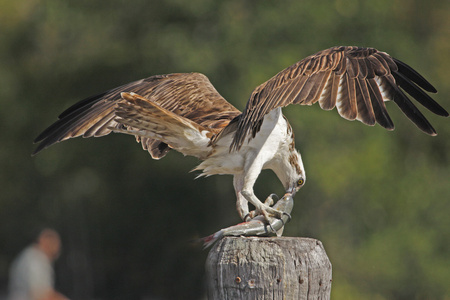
[282,212,292,223]
[243,213,252,222]
[264,193,279,206]
[268,222,276,233]
[247,201,284,224]
[245,211,258,221]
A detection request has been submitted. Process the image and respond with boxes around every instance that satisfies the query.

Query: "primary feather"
[33,46,448,222]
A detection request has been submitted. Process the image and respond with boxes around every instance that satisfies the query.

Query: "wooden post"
[205,236,332,300]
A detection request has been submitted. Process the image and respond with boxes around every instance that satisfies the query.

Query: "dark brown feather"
[355,78,376,125]
[342,73,358,120]
[34,47,447,156]
[392,71,448,116]
[346,56,360,78]
[33,73,241,155]
[304,71,331,105]
[328,73,340,110]
[367,78,394,130]
[358,58,368,78]
[385,76,437,135]
[295,73,324,105]
[230,46,447,151]
[392,57,437,93]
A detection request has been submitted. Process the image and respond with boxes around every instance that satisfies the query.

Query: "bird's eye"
[297,179,304,186]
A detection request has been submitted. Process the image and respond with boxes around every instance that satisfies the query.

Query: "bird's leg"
[263,193,280,232]
[236,193,250,221]
[233,175,250,221]
[234,168,284,221]
[233,175,281,221]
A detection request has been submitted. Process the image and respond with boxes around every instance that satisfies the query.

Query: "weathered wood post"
[205,236,332,299]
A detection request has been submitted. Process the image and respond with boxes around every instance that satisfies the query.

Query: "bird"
[33,46,448,221]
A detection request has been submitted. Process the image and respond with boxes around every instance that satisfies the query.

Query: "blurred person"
[7,228,69,300]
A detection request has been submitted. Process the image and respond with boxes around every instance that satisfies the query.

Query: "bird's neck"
[268,120,304,190]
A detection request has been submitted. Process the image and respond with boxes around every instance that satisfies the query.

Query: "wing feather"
[385,77,437,135]
[392,57,437,93]
[367,78,394,130]
[266,77,298,108]
[295,73,325,105]
[83,110,117,137]
[318,72,339,111]
[355,77,376,125]
[392,71,448,116]
[346,56,360,78]
[231,46,447,150]
[289,75,309,104]
[337,73,357,120]
[303,71,332,105]
[367,55,386,77]
[113,92,212,158]
[358,58,368,78]
[327,72,340,110]
[33,73,240,156]
[372,52,392,75]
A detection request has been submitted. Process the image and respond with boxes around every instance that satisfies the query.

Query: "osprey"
[33,46,448,221]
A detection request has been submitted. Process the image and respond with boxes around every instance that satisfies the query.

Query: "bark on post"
[205,236,332,300]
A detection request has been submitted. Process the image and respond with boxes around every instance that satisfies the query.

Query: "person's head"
[35,228,61,261]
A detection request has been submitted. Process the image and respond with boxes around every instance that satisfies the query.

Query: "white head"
[273,149,306,197]
[287,150,306,196]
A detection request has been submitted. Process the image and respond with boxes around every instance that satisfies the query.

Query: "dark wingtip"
[385,124,395,131]
[390,82,441,136]
[423,124,438,136]
[392,57,437,93]
[31,142,47,156]
[58,91,109,119]
[392,71,449,117]
[441,109,449,118]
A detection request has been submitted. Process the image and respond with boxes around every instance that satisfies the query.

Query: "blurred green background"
[0,0,448,299]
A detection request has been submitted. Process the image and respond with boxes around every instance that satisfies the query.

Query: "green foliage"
[0,0,448,299]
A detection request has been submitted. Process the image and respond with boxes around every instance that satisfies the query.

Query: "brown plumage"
[33,46,448,222]
[33,73,241,158]
[230,46,447,150]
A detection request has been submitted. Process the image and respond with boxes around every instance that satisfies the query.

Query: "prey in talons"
[244,193,292,226]
[33,46,448,233]
[244,193,281,221]
[202,192,295,248]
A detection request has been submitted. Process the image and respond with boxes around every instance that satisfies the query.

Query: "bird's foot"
[246,194,283,221]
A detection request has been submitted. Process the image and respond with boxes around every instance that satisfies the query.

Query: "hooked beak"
[286,187,297,198]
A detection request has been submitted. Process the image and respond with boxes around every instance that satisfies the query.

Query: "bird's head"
[282,150,306,197]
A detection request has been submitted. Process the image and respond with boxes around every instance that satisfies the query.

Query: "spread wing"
[33,73,241,158]
[231,46,448,151]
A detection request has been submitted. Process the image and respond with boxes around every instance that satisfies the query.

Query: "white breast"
[194,108,289,177]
